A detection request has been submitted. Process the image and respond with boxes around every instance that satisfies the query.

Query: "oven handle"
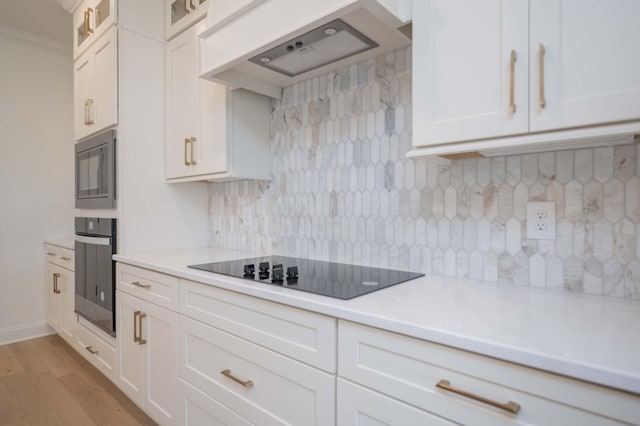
[75,235,112,246]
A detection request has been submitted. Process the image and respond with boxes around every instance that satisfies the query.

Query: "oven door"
[75,234,115,335]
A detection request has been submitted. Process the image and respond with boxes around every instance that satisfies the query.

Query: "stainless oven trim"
[75,235,112,246]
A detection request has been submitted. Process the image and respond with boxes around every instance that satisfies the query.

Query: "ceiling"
[0,0,72,44]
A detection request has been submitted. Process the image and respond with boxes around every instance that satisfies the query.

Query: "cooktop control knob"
[243,264,255,277]
[286,266,298,279]
[272,264,284,283]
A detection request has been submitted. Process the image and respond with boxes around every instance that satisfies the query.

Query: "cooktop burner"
[188,256,424,300]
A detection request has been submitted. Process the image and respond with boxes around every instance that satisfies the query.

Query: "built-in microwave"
[75,130,116,209]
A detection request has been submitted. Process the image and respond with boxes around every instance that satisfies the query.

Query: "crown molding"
[0,24,71,57]
[57,0,83,13]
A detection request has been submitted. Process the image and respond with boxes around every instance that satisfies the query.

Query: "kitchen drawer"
[338,321,640,426]
[75,317,117,381]
[45,244,75,271]
[117,263,179,311]
[337,378,455,426]
[178,379,252,426]
[180,279,337,372]
[179,316,335,426]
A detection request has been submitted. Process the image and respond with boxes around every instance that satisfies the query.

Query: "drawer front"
[178,379,253,426]
[117,263,179,311]
[339,321,638,426]
[76,321,117,381]
[180,279,337,372]
[179,316,335,426]
[337,378,456,426]
[45,244,75,271]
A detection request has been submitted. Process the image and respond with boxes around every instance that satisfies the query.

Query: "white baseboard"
[0,321,55,346]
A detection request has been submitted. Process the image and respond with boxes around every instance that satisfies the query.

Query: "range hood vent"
[200,0,412,99]
[248,19,378,77]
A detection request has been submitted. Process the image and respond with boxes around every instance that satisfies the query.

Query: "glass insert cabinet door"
[167,0,208,40]
[73,0,116,58]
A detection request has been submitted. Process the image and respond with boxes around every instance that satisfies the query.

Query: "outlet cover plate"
[527,201,556,240]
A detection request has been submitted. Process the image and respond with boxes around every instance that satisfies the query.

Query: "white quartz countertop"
[114,247,640,395]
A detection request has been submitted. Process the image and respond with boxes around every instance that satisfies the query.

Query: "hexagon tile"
[209,46,640,300]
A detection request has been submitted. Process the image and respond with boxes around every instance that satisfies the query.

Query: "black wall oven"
[75,130,116,209]
[75,217,117,336]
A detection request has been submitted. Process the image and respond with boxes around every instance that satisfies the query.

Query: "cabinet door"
[46,264,62,331]
[58,268,76,344]
[166,23,199,178]
[337,379,456,426]
[73,0,117,59]
[91,27,118,135]
[74,53,95,140]
[74,27,117,141]
[116,290,178,425]
[412,0,529,147]
[165,0,208,40]
[166,21,228,179]
[530,0,640,132]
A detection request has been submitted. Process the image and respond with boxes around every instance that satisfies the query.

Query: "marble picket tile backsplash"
[209,47,640,300]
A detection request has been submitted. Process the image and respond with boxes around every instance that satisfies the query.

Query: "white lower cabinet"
[338,320,640,426]
[337,379,455,426]
[178,379,252,426]
[45,244,76,346]
[75,316,117,380]
[179,315,335,425]
[116,288,178,425]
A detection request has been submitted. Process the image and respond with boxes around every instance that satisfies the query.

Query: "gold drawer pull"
[538,43,546,108]
[53,273,61,294]
[436,380,520,414]
[131,281,151,289]
[46,252,56,256]
[509,49,516,113]
[85,346,99,355]
[60,256,71,261]
[221,369,253,388]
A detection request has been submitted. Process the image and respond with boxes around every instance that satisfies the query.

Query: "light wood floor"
[0,334,156,426]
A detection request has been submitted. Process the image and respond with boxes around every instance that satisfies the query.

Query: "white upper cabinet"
[73,0,117,60]
[166,21,271,182]
[74,26,118,141]
[529,0,640,132]
[165,0,208,40]
[412,0,529,146]
[411,0,640,157]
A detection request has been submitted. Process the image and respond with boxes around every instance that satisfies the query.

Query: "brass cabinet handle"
[539,43,546,108]
[83,10,89,36]
[60,256,71,261]
[85,346,99,355]
[220,369,253,387]
[133,310,140,343]
[84,99,88,125]
[131,281,151,289]
[137,313,147,345]
[86,8,94,34]
[190,137,197,165]
[184,138,190,166]
[46,252,56,256]
[53,272,61,294]
[509,49,516,113]
[436,380,520,414]
[183,0,190,13]
[189,0,196,10]
[87,99,94,125]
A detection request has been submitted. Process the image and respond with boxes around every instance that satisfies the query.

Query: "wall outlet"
[526,201,556,240]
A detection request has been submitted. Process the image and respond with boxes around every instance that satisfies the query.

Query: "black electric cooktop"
[188,256,425,300]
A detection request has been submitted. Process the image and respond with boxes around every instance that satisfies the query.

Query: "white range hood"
[199,0,412,98]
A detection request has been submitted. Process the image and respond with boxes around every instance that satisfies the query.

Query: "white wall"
[0,30,74,344]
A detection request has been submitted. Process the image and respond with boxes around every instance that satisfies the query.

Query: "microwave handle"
[75,235,112,246]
